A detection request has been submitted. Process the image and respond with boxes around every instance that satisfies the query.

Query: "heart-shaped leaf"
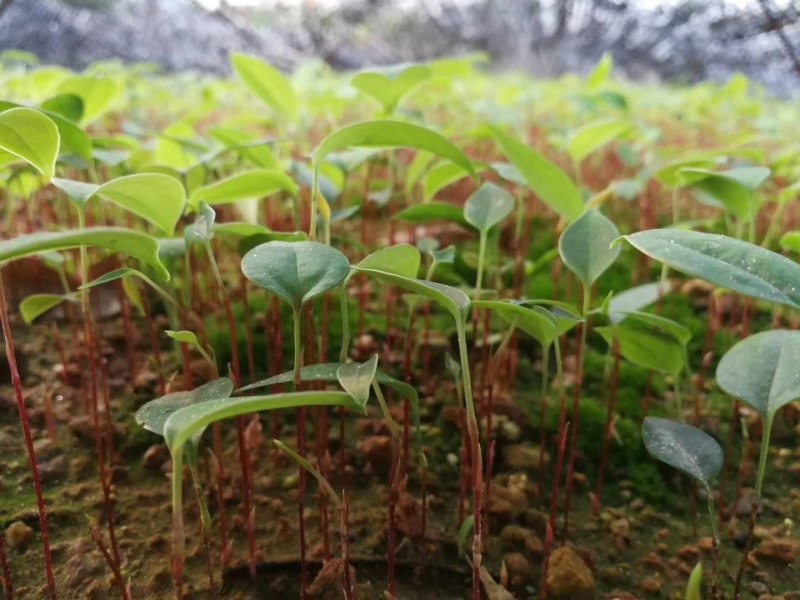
[53,173,187,234]
[230,52,298,119]
[642,417,723,490]
[488,125,583,221]
[558,208,620,285]
[716,330,800,419]
[621,229,800,309]
[336,354,379,409]
[0,227,168,279]
[0,107,60,179]
[241,241,350,309]
[463,182,514,233]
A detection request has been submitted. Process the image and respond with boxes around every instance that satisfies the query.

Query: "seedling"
[643,417,723,593]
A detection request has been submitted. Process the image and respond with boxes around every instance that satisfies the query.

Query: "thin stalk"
[707,490,719,597]
[593,334,620,512]
[455,322,483,600]
[733,414,773,600]
[203,242,256,577]
[291,306,308,600]
[563,284,591,538]
[187,459,217,600]
[374,381,401,598]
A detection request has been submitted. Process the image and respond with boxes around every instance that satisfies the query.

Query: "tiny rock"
[503,552,532,586]
[755,538,798,564]
[5,521,34,549]
[546,546,595,598]
[502,443,546,470]
[356,435,392,466]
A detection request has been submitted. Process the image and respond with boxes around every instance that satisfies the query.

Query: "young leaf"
[230,52,298,119]
[621,230,800,309]
[336,354,379,409]
[273,439,340,505]
[164,391,359,456]
[0,227,168,279]
[394,201,473,230]
[595,321,686,375]
[0,107,60,179]
[586,52,613,88]
[19,293,72,325]
[357,244,420,279]
[716,330,800,419]
[313,120,475,180]
[241,241,350,309]
[679,167,768,220]
[472,300,558,348]
[608,281,673,323]
[351,64,432,114]
[40,93,83,122]
[356,266,470,324]
[423,161,479,202]
[685,562,703,600]
[463,182,514,233]
[136,378,235,437]
[488,125,583,221]
[643,417,723,490]
[188,169,298,211]
[57,76,118,124]
[568,119,631,164]
[53,173,187,234]
[558,208,620,285]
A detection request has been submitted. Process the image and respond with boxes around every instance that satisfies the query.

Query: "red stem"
[0,524,13,600]
[0,272,57,598]
[593,336,620,513]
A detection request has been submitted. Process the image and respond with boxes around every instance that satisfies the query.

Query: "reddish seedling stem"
[0,272,57,599]
[593,336,621,512]
[340,492,354,600]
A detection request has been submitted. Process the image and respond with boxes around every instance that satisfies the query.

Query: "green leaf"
[230,52,298,119]
[558,209,620,285]
[586,52,613,88]
[679,167,768,220]
[0,107,60,179]
[595,320,686,375]
[352,64,432,114]
[165,329,202,347]
[0,227,168,279]
[19,293,72,325]
[53,173,187,234]
[241,241,350,309]
[621,229,800,309]
[643,417,723,490]
[313,120,475,181]
[81,267,175,306]
[463,182,514,233]
[355,266,470,324]
[488,125,583,221]
[188,169,298,211]
[357,244,420,279]
[136,378,235,438]
[654,155,721,189]
[716,330,800,419]
[779,231,800,253]
[165,391,359,456]
[423,161,477,201]
[57,76,118,124]
[336,354,379,409]
[686,562,703,600]
[41,94,83,122]
[472,299,558,347]
[394,201,473,229]
[608,281,673,324]
[568,119,631,164]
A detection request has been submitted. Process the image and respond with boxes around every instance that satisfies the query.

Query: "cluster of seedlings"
[0,49,798,599]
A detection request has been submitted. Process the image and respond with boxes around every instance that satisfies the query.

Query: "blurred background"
[1,0,799,96]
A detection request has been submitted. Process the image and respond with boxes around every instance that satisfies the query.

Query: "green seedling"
[643,417,722,594]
